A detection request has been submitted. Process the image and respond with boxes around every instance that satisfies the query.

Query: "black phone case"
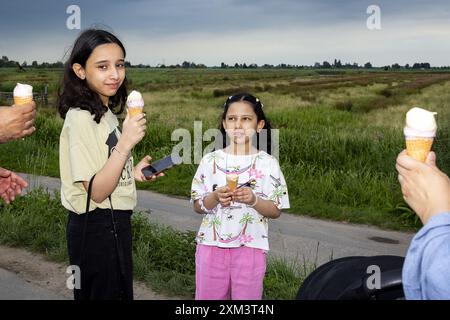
[141,154,182,177]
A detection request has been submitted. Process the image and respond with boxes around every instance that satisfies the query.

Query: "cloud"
[1,0,450,66]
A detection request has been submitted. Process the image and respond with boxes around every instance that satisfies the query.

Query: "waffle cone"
[14,96,33,106]
[226,174,239,191]
[128,107,143,117]
[405,137,434,162]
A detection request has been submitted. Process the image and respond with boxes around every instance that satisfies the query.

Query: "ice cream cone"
[13,83,33,106]
[126,90,144,117]
[404,107,437,163]
[226,173,239,192]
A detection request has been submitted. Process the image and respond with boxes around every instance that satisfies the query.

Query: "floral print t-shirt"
[191,149,290,251]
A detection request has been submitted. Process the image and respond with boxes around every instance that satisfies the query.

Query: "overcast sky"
[1,0,449,66]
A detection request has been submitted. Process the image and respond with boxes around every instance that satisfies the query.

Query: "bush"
[334,100,353,111]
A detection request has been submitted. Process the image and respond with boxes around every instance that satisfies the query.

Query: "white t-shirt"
[59,108,136,214]
[191,149,290,251]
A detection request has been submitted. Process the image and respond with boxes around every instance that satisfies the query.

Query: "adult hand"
[0,168,28,204]
[396,150,450,224]
[0,102,36,143]
[134,155,165,182]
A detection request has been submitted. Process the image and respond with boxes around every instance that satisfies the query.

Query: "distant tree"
[16,62,25,71]
[124,61,132,67]
[383,66,390,71]
[234,63,240,68]
[391,63,401,69]
[412,62,430,69]
[32,61,38,68]
[364,62,372,68]
[332,59,342,68]
[220,62,227,68]
[182,61,190,68]
[405,64,410,69]
[322,61,331,68]
[314,62,321,68]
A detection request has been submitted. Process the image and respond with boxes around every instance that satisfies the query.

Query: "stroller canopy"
[296,255,404,300]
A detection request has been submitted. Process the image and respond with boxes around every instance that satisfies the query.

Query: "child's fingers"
[221,200,231,207]
[219,195,232,203]
[234,188,250,197]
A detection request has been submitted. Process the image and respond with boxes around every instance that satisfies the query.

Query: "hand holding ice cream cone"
[13,83,33,106]
[404,107,437,163]
[226,173,239,204]
[126,90,144,117]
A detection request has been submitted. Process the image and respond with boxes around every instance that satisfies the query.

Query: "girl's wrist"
[200,193,218,214]
[248,193,258,207]
[212,190,220,202]
[207,191,219,207]
[116,140,132,155]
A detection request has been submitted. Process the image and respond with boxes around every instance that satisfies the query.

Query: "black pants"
[67,208,133,300]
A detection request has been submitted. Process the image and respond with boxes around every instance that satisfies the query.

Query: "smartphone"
[141,154,182,178]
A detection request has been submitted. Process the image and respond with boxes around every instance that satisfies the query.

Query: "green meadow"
[2,68,450,231]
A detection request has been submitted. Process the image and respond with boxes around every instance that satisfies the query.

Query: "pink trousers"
[195,244,266,300]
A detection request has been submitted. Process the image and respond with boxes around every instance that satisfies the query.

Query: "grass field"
[1,67,450,231]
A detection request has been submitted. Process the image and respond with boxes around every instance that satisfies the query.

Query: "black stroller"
[296,255,405,300]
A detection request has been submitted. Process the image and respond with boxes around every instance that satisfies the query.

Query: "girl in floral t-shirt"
[191,93,290,300]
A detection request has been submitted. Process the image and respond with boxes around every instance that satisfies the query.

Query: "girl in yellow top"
[58,29,162,300]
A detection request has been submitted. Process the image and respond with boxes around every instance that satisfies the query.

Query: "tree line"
[0,56,448,70]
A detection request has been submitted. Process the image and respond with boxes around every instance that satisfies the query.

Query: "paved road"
[20,174,414,264]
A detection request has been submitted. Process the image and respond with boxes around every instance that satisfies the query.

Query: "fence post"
[44,84,48,105]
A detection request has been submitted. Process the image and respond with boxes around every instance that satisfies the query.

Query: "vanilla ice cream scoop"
[404,107,437,137]
[126,90,144,108]
[13,83,33,105]
[406,107,437,132]
[14,83,33,97]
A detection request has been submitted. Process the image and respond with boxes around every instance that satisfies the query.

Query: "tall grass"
[1,68,450,230]
[0,188,308,299]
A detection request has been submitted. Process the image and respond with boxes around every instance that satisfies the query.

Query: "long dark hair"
[57,28,127,123]
[219,93,272,154]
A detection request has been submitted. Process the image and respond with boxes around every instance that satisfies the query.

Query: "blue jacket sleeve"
[402,212,450,300]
